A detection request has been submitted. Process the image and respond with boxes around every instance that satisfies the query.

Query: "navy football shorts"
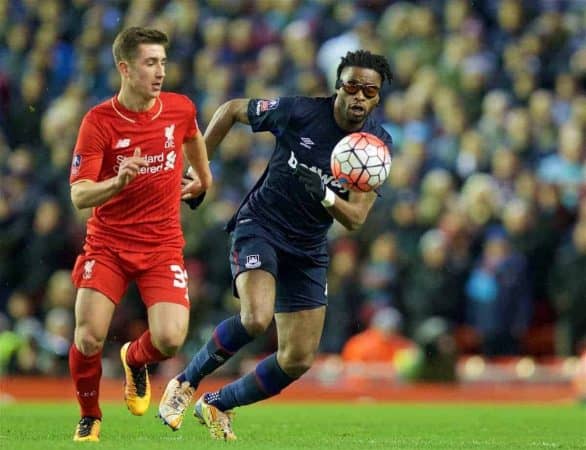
[229,220,328,313]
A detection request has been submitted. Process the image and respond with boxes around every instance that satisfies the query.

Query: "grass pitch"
[0,401,584,449]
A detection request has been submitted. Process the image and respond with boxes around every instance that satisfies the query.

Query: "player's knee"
[278,352,315,378]
[75,329,105,356]
[151,333,185,357]
[240,312,272,337]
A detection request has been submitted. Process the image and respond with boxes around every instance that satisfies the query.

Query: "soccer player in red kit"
[68,27,212,442]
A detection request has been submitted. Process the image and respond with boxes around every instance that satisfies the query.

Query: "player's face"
[121,44,166,100]
[334,67,382,131]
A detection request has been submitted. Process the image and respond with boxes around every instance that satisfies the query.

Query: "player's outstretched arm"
[326,190,377,231]
[203,99,250,157]
[70,148,147,209]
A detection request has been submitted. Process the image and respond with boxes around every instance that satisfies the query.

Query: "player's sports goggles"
[336,80,380,98]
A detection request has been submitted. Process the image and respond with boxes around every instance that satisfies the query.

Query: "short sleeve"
[185,98,198,141]
[247,97,295,136]
[378,126,393,150]
[69,112,107,184]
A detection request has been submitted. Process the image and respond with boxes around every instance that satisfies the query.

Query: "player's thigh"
[71,249,126,353]
[275,256,328,313]
[231,234,278,326]
[274,306,326,367]
[236,270,276,323]
[135,250,190,309]
[71,247,129,305]
[73,288,116,353]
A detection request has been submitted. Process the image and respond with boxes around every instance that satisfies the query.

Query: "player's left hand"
[293,164,325,201]
[181,169,207,210]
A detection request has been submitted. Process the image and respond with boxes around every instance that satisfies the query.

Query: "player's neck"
[117,88,157,112]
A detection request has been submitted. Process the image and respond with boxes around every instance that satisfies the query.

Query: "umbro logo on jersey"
[299,137,315,149]
[115,138,131,149]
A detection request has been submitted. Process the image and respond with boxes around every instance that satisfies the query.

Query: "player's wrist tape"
[321,187,336,208]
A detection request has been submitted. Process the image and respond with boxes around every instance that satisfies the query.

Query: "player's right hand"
[293,164,326,201]
[181,169,207,210]
[115,147,148,189]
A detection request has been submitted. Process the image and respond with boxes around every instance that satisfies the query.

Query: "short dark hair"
[336,50,393,87]
[112,27,169,64]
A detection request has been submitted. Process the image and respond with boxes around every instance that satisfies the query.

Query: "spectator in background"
[19,197,72,297]
[537,122,584,211]
[388,189,424,262]
[548,215,586,356]
[402,229,466,335]
[413,316,458,382]
[5,70,45,148]
[359,232,404,316]
[320,238,362,354]
[342,306,416,364]
[490,148,520,204]
[477,90,510,152]
[501,198,559,307]
[465,226,532,356]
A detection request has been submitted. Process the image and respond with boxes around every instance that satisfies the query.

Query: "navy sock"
[183,315,253,387]
[205,353,296,411]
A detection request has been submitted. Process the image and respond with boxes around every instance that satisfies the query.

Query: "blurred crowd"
[0,0,585,378]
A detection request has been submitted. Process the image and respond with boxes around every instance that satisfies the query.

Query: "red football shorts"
[72,244,189,308]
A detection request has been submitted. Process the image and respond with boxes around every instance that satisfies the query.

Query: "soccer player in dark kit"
[158,50,393,440]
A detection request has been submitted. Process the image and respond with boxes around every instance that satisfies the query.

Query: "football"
[330,132,392,192]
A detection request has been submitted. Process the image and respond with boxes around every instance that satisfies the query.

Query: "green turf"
[0,402,584,449]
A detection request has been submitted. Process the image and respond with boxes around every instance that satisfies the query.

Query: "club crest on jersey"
[245,254,261,269]
[256,98,279,115]
[165,124,175,149]
[71,154,82,175]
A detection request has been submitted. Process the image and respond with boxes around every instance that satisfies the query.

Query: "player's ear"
[118,61,129,77]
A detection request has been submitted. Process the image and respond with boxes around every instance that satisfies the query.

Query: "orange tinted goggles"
[336,80,380,98]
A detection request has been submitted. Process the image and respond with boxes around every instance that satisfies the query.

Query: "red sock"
[69,344,102,419]
[125,330,167,367]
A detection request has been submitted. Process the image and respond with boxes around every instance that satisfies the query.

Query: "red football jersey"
[70,92,198,252]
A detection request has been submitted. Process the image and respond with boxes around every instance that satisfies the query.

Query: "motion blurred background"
[0,0,585,395]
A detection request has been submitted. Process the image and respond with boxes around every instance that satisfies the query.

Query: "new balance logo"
[115,138,131,149]
[165,124,175,149]
[300,137,315,149]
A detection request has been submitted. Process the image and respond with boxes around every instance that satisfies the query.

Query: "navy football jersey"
[228,96,392,254]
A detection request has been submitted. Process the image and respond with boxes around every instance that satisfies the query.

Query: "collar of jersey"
[111,95,163,123]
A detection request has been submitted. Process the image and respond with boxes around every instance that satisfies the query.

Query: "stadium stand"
[0,0,584,385]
